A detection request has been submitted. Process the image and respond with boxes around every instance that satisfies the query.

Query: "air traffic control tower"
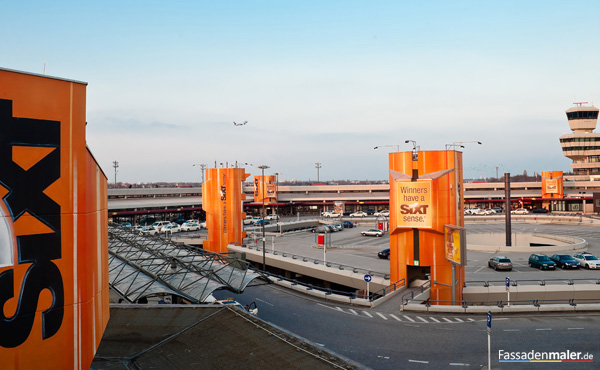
[560,103,600,181]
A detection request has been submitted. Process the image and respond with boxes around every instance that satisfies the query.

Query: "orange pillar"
[203,168,250,253]
[389,150,464,304]
[0,69,109,368]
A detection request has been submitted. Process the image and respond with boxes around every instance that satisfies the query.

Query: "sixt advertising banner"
[394,181,432,229]
[541,171,563,198]
[444,225,466,266]
[253,175,276,203]
[0,68,109,369]
[203,168,249,253]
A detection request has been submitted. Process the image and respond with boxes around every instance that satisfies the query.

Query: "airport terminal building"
[108,103,600,223]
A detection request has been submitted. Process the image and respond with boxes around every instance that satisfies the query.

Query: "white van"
[152,221,172,231]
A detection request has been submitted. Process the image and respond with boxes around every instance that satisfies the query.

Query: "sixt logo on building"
[395,181,433,228]
[0,99,64,348]
[399,202,429,214]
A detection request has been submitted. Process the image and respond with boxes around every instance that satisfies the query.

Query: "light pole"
[112,161,119,185]
[274,172,280,217]
[192,163,207,184]
[258,165,270,271]
[450,141,482,150]
[315,162,322,182]
[374,144,400,152]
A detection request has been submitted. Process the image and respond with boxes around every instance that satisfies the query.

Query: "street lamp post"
[374,144,400,152]
[274,172,280,217]
[315,162,322,183]
[192,163,207,184]
[258,165,270,270]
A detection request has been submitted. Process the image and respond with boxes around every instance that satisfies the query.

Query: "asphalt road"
[213,280,600,370]
[211,218,600,369]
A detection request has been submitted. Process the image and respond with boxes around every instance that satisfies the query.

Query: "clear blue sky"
[4,1,599,183]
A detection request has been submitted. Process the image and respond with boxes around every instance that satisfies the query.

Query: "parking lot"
[171,216,600,285]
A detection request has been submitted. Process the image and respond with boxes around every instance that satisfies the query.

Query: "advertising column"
[0,68,109,369]
[389,150,464,304]
[203,168,250,254]
[541,171,563,212]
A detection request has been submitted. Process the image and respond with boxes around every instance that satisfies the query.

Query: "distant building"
[560,102,600,181]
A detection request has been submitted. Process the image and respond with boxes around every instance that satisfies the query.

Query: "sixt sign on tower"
[396,181,432,228]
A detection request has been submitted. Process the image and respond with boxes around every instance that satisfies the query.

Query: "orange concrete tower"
[203,168,250,253]
[389,150,465,304]
[0,68,109,369]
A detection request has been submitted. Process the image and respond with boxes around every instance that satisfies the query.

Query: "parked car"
[572,253,600,269]
[465,208,480,215]
[374,210,390,217]
[121,222,132,227]
[488,256,512,271]
[483,209,496,215]
[378,248,390,259]
[471,208,486,215]
[331,224,343,232]
[180,220,201,231]
[528,254,556,270]
[549,254,580,269]
[162,223,181,233]
[132,225,144,232]
[511,208,529,215]
[243,216,255,225]
[491,207,503,213]
[350,211,368,217]
[172,217,186,225]
[199,221,207,228]
[253,219,270,226]
[152,221,173,231]
[265,214,279,221]
[312,225,331,233]
[322,211,342,218]
[140,226,158,236]
[342,221,354,228]
[532,208,549,214]
[361,228,384,237]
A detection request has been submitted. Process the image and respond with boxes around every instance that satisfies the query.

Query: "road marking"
[409,359,429,364]
[449,363,470,366]
[363,311,373,318]
[376,312,388,320]
[475,266,486,273]
[568,328,584,330]
[467,318,475,322]
[403,315,416,322]
[503,329,519,332]
[335,307,344,312]
[536,328,552,331]
[454,318,464,323]
[443,318,453,323]
[429,317,440,323]
[255,298,273,306]
[416,316,428,323]
[390,314,402,322]
[349,309,358,315]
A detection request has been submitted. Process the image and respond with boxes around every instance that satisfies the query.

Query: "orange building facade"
[203,168,250,253]
[253,175,277,204]
[389,150,465,304]
[0,68,109,368]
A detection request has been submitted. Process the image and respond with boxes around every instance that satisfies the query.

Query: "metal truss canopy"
[108,225,260,303]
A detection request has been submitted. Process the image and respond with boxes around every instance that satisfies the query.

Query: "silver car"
[361,228,384,237]
[488,256,512,271]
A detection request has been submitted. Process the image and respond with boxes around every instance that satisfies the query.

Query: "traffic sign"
[487,311,492,334]
[364,274,372,283]
[505,277,510,291]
